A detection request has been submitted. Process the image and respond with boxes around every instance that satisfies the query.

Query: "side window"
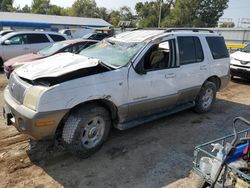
[206,37,229,59]
[143,39,176,71]
[8,34,28,45]
[27,34,50,44]
[49,34,66,42]
[177,36,204,65]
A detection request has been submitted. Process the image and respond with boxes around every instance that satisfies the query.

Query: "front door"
[127,38,179,121]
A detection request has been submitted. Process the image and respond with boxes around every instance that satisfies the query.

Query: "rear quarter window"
[49,34,66,42]
[206,37,229,59]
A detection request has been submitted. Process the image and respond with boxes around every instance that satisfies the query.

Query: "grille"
[9,74,27,104]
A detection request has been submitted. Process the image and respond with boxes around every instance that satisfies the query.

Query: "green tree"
[109,10,120,26]
[49,4,63,15]
[0,0,13,12]
[71,0,98,17]
[163,0,229,27]
[31,0,50,14]
[135,1,172,27]
[97,7,109,21]
[22,4,31,13]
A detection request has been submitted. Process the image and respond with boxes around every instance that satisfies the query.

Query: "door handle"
[165,73,176,79]
[200,65,207,70]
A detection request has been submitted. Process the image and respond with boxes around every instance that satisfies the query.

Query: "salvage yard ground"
[0,72,249,188]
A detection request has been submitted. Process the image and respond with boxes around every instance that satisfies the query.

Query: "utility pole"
[158,0,163,28]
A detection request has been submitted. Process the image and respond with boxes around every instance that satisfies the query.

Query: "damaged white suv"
[3,29,230,158]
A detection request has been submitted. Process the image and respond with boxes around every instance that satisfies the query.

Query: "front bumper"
[230,65,250,80]
[3,86,68,140]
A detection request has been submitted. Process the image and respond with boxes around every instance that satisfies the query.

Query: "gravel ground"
[0,72,249,188]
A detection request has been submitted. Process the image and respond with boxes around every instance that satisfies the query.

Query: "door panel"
[127,67,179,120]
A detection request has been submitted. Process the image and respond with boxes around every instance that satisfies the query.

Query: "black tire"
[194,81,217,113]
[0,58,3,70]
[62,105,111,158]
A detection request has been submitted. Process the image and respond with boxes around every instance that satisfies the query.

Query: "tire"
[62,105,111,158]
[0,58,3,70]
[194,81,217,113]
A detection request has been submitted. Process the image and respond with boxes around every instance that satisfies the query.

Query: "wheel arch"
[55,99,118,138]
[204,75,221,91]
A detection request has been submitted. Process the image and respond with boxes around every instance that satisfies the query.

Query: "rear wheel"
[194,81,217,113]
[62,105,111,158]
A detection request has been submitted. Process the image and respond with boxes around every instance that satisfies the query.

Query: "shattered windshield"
[79,39,145,67]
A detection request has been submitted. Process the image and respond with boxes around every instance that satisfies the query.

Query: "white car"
[3,29,230,158]
[0,31,67,66]
[230,44,250,80]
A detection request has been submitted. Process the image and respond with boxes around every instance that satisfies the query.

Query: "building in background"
[0,12,112,32]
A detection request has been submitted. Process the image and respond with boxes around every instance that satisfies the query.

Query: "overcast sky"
[14,0,250,24]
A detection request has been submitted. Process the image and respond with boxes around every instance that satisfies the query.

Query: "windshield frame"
[79,39,147,69]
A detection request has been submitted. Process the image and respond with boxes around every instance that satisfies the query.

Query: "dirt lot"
[0,73,249,188]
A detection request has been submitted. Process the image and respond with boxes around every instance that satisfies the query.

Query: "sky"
[14,0,250,24]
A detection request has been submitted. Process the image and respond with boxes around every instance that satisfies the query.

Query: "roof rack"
[165,28,214,33]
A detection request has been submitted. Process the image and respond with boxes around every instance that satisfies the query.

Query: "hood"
[231,51,250,62]
[15,53,100,80]
[4,53,43,67]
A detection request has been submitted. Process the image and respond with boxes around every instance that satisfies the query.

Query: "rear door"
[176,35,209,105]
[26,34,51,53]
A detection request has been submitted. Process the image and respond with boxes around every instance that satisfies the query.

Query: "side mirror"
[134,62,146,75]
[3,40,11,45]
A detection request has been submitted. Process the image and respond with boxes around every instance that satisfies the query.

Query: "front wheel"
[194,81,217,113]
[62,105,111,158]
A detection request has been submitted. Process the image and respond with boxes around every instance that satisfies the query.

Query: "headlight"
[23,86,46,111]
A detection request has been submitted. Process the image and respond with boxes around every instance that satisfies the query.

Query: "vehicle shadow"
[231,77,250,86]
[26,98,250,188]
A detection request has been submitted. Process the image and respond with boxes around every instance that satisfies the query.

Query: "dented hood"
[15,53,100,80]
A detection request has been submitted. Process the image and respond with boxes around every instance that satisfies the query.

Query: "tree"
[97,7,109,21]
[135,1,172,27]
[71,0,99,17]
[49,4,63,15]
[119,6,133,21]
[0,0,13,12]
[163,0,229,27]
[31,0,50,14]
[22,4,31,13]
[109,10,120,26]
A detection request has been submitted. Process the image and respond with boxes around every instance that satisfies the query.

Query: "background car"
[82,32,109,41]
[0,31,67,67]
[4,39,98,78]
[0,30,14,37]
[230,43,250,80]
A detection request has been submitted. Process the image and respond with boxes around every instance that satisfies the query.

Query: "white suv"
[3,29,230,158]
[0,31,66,66]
